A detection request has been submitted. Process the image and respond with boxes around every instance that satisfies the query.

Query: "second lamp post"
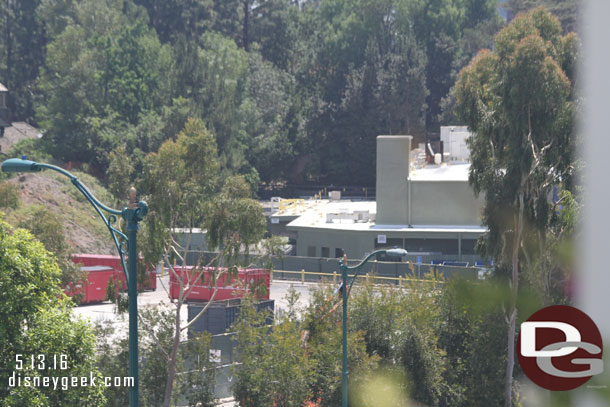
[339,248,408,407]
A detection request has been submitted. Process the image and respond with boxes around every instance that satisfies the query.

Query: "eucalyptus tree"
[453,8,578,406]
[138,118,266,406]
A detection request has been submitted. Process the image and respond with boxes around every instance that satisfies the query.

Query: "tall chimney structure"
[375,135,411,225]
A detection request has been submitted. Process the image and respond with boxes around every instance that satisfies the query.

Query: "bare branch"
[180,285,222,332]
[138,312,171,361]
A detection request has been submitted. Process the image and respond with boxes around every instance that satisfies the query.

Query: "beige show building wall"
[409,180,484,226]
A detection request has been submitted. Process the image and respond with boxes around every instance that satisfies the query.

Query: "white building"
[280,133,488,264]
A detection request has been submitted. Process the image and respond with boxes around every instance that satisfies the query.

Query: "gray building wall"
[268,215,299,239]
[292,227,485,261]
[376,135,411,225]
[287,133,486,262]
[294,228,375,258]
[410,180,484,225]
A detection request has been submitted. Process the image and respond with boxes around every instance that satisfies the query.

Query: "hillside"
[2,171,118,255]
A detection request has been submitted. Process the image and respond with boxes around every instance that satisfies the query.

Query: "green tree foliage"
[0,182,20,209]
[106,145,135,203]
[453,8,577,406]
[6,138,53,165]
[304,0,429,182]
[30,0,512,186]
[232,287,377,407]
[140,117,219,264]
[247,52,307,182]
[137,118,269,406]
[232,294,310,406]
[167,32,263,183]
[349,279,445,405]
[204,175,267,253]
[437,278,507,407]
[16,205,86,301]
[36,0,172,167]
[133,0,214,43]
[507,0,580,33]
[251,0,302,71]
[0,0,46,121]
[0,215,105,405]
[232,277,509,407]
[406,0,501,128]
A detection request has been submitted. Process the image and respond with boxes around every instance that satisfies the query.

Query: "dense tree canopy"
[1,0,580,185]
[0,215,105,404]
[453,8,577,406]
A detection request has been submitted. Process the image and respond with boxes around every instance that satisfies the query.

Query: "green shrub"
[0,182,20,209]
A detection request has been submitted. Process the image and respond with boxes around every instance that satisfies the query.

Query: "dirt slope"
[3,171,119,255]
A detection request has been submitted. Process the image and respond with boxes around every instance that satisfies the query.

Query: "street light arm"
[71,180,130,281]
[343,249,386,271]
[3,159,130,282]
[343,249,387,298]
[34,162,123,215]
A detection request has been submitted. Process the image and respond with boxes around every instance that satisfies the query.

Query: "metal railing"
[269,268,443,286]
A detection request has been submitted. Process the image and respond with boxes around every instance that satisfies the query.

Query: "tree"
[232,285,378,407]
[93,304,215,407]
[36,0,172,167]
[133,0,215,43]
[406,0,501,129]
[0,214,105,405]
[0,0,46,121]
[507,0,580,33]
[107,145,135,203]
[137,118,267,407]
[17,205,85,297]
[437,278,508,407]
[349,278,446,406]
[251,0,301,71]
[232,293,310,406]
[303,0,430,183]
[453,8,577,406]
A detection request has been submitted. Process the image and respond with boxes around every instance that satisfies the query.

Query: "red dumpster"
[71,254,157,291]
[62,265,115,304]
[169,266,270,302]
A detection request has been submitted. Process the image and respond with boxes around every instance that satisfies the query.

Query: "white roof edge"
[287,223,488,233]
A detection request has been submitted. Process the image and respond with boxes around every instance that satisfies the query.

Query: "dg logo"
[518,305,604,391]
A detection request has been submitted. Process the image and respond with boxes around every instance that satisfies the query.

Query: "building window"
[404,238,459,254]
[307,246,316,257]
[461,239,477,255]
[321,247,330,258]
[335,248,344,258]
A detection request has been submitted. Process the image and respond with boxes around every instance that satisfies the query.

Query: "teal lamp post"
[339,247,408,407]
[1,157,147,407]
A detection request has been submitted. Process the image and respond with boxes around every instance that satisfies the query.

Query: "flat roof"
[409,163,471,181]
[285,200,487,234]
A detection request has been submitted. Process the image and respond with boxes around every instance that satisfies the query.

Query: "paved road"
[72,274,317,327]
